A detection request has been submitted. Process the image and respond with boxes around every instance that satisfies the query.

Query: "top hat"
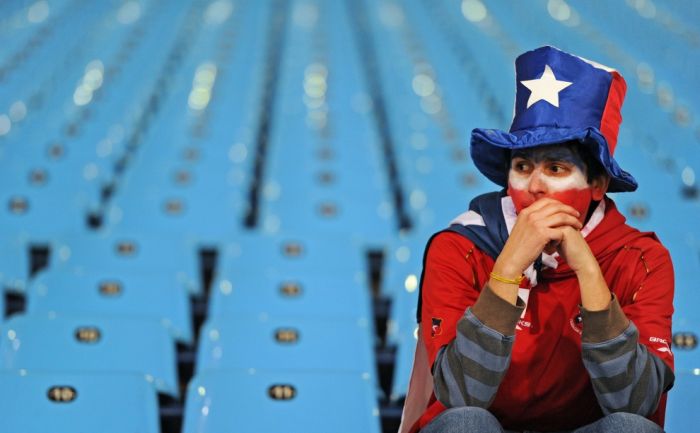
[470,46,637,192]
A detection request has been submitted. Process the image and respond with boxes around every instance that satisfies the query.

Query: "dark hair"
[571,140,607,183]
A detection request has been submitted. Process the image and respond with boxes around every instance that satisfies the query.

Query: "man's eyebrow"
[541,150,580,164]
[511,150,531,159]
[510,148,584,167]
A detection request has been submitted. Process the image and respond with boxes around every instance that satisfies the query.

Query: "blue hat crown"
[470,46,637,193]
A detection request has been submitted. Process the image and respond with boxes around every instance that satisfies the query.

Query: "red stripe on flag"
[599,71,627,155]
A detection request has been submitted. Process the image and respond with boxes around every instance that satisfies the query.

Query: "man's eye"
[548,164,569,174]
[514,162,531,172]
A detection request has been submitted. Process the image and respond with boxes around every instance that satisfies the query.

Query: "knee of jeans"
[602,412,662,432]
[440,406,499,423]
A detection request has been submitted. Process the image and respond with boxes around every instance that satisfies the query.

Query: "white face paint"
[507,146,589,193]
[508,162,588,192]
[506,145,596,218]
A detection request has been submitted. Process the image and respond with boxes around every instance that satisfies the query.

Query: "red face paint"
[507,186,535,213]
[508,184,593,223]
[507,145,596,222]
[549,188,593,222]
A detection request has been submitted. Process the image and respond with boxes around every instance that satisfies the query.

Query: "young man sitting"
[400,46,674,433]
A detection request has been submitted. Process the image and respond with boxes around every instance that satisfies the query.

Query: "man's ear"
[590,175,610,201]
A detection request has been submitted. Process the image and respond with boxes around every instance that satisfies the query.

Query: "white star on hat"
[520,64,572,109]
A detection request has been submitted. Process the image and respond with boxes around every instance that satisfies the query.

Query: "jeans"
[420,407,664,433]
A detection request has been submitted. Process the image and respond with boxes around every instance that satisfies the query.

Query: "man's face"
[507,145,606,223]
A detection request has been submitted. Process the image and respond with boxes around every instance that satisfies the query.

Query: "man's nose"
[527,169,548,195]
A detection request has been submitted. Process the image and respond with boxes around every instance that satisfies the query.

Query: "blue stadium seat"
[196,315,375,376]
[386,251,423,402]
[46,231,201,295]
[107,182,246,245]
[0,192,93,293]
[384,239,425,397]
[0,234,29,292]
[383,234,429,300]
[672,315,700,374]
[0,189,92,242]
[0,370,160,433]
[263,192,394,243]
[0,288,5,323]
[209,272,372,322]
[391,322,420,402]
[661,232,700,327]
[383,234,428,401]
[219,234,367,277]
[666,372,700,433]
[0,314,179,397]
[26,269,193,343]
[182,369,381,433]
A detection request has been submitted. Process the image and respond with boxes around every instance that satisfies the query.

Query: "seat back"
[0,314,179,397]
[0,370,160,433]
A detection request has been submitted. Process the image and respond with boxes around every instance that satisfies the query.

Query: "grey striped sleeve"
[432,308,515,408]
[582,322,675,416]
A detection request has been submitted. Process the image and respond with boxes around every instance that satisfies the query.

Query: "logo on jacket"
[650,337,673,357]
[431,318,443,338]
[570,313,583,335]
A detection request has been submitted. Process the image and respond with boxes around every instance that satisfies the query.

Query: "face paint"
[507,145,593,222]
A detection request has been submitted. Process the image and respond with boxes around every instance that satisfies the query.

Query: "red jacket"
[415,199,674,432]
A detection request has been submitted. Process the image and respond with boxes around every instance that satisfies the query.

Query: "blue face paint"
[511,145,587,174]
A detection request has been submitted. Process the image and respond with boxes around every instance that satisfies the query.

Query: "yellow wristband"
[489,272,525,285]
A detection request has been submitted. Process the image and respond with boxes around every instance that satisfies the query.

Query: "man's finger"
[521,197,580,217]
[540,213,583,230]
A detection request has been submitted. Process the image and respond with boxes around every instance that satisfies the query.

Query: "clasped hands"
[490,198,611,311]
